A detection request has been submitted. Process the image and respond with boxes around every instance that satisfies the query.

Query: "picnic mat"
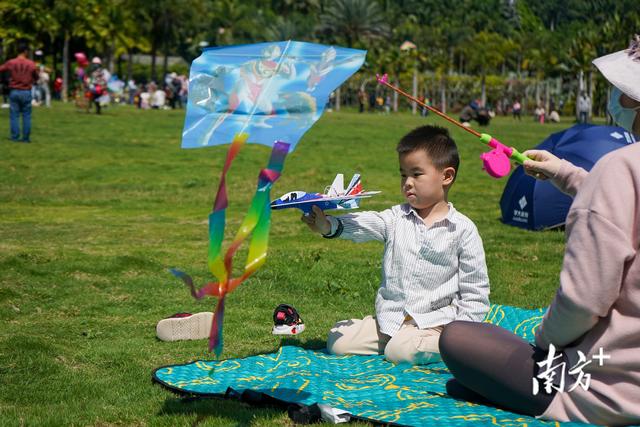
[153,305,588,426]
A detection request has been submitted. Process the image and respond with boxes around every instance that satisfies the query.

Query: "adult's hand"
[523,149,563,180]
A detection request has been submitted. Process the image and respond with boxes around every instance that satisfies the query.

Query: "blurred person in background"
[0,40,38,142]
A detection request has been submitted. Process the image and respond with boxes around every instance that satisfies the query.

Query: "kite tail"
[208,133,250,284]
[209,295,226,356]
[171,139,290,356]
[222,142,289,281]
[169,268,224,298]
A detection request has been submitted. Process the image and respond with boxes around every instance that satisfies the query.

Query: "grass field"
[1,103,575,426]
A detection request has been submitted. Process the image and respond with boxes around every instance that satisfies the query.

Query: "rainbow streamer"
[172,138,289,356]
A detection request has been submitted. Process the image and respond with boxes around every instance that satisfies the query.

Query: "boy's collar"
[401,202,457,224]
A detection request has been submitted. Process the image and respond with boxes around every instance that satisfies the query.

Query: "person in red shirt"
[0,41,38,142]
[53,76,63,100]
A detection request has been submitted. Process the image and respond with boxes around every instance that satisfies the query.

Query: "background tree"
[0,0,636,114]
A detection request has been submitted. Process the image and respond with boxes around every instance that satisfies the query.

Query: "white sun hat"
[593,34,640,102]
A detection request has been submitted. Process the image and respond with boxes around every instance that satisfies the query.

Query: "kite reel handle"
[479,134,512,178]
[479,133,529,178]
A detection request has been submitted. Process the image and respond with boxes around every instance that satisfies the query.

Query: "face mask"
[608,87,640,135]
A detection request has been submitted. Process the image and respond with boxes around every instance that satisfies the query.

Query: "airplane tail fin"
[327,173,345,197]
[345,174,362,195]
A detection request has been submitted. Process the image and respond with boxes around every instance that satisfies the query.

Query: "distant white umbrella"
[400,41,416,51]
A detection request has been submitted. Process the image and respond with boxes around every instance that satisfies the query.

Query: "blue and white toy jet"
[271,173,380,214]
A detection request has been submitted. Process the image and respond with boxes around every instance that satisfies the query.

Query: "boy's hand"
[522,149,562,180]
[301,205,331,235]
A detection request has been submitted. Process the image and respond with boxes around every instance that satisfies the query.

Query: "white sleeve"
[453,225,490,322]
[337,209,395,243]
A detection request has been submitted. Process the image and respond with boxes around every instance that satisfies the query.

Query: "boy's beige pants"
[327,315,443,364]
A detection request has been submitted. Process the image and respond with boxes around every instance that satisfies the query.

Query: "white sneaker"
[272,323,306,335]
[156,312,213,341]
[272,304,305,335]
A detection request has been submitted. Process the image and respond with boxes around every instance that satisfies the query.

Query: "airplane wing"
[271,198,338,214]
[271,190,381,214]
[272,194,357,207]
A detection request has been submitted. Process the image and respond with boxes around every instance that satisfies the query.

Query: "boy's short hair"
[396,125,460,175]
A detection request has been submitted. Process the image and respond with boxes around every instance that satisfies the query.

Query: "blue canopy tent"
[500,124,637,230]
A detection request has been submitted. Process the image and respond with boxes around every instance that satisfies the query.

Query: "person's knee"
[326,332,351,355]
[439,321,475,360]
[383,340,409,364]
[326,321,353,355]
[384,335,440,365]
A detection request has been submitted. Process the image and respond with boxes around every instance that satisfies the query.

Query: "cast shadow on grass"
[159,388,313,426]
[278,337,326,350]
[239,337,328,358]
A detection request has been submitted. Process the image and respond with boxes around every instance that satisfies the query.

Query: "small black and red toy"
[272,304,305,335]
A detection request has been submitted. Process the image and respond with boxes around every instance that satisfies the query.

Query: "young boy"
[302,125,490,365]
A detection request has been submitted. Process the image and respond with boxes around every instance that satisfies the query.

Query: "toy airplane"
[270,173,380,214]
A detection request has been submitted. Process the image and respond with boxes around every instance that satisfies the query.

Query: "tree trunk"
[62,32,69,102]
[588,70,594,120]
[127,51,133,82]
[412,66,418,115]
[105,40,114,73]
[163,53,169,81]
[335,87,341,111]
[151,41,157,83]
[52,40,58,79]
[576,70,584,120]
[393,77,399,112]
[440,77,446,114]
[545,80,550,113]
[480,74,486,107]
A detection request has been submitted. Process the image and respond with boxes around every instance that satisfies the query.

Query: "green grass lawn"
[1,102,573,426]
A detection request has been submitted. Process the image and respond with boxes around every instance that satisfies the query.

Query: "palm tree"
[209,0,255,45]
[261,14,315,42]
[317,0,389,110]
[317,0,388,48]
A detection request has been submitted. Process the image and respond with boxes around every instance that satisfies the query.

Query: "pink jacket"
[536,142,640,425]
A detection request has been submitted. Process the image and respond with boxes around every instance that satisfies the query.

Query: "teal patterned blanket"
[153,305,587,426]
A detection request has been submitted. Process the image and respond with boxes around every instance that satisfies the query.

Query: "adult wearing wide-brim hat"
[593,35,640,136]
[439,35,640,425]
